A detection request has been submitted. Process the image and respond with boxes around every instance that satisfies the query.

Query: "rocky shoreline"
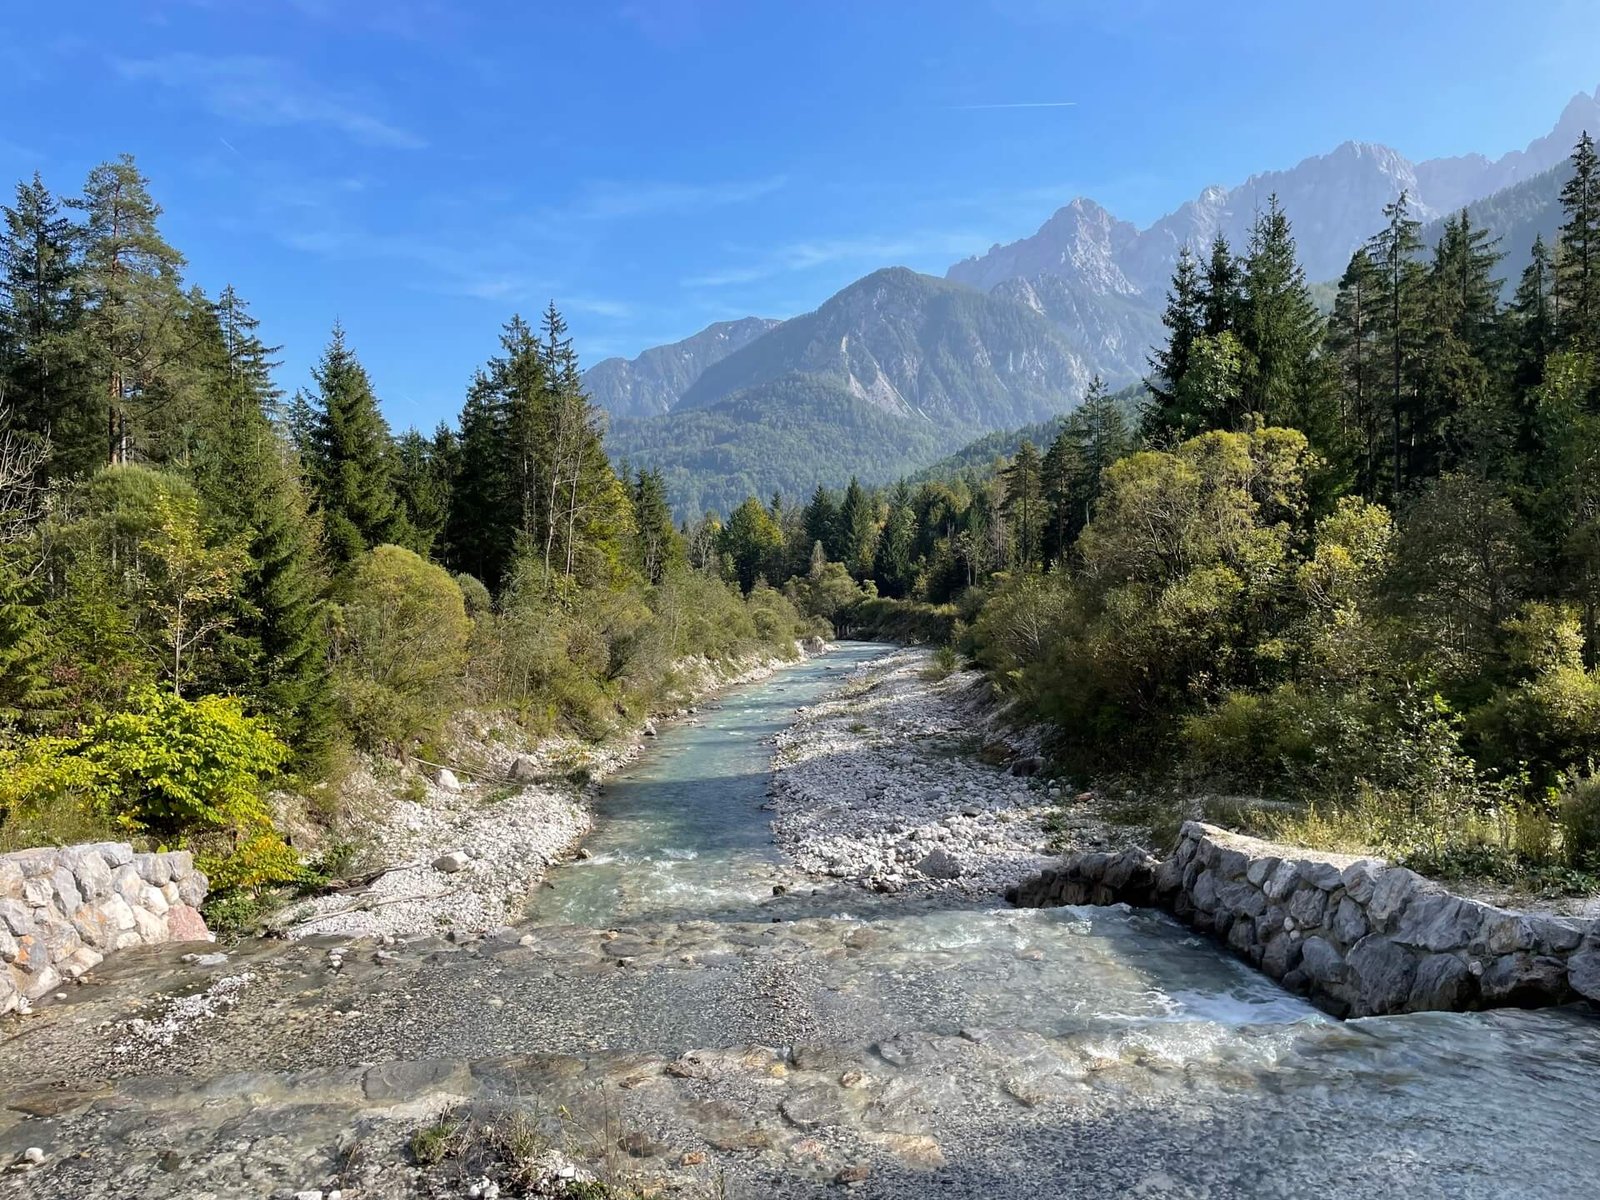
[769,649,1064,897]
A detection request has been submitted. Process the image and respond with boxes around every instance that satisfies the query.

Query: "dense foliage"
[0,157,816,905]
[749,136,1600,881]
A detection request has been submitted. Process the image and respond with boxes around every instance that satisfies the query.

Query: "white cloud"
[114,53,425,149]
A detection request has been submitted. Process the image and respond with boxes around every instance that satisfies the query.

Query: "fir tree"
[631,468,678,585]
[1367,191,1427,497]
[1327,248,1384,495]
[0,173,96,478]
[1144,247,1204,441]
[443,370,514,589]
[302,323,399,566]
[1557,131,1600,349]
[1202,234,1241,336]
[802,484,841,561]
[1001,440,1044,569]
[837,477,877,578]
[1238,195,1331,442]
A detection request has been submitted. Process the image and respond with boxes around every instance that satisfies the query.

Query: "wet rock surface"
[3,647,1600,1198]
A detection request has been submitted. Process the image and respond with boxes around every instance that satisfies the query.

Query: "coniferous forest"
[5,135,1600,919]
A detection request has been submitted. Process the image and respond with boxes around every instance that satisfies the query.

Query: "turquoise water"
[529,643,892,927]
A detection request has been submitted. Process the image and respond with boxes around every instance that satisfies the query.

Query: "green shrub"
[1561,774,1600,870]
[332,545,472,750]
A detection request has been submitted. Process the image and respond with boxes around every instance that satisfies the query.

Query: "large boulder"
[914,849,963,880]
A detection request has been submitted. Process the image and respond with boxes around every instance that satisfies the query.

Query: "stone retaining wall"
[1009,821,1600,1017]
[1,843,211,1014]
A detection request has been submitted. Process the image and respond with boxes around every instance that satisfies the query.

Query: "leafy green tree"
[719,496,785,592]
[332,544,471,750]
[301,323,399,566]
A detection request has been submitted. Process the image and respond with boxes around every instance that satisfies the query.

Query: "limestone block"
[1330,897,1368,947]
[166,904,212,942]
[1346,935,1417,1016]
[175,870,207,908]
[1299,935,1346,986]
[21,962,61,1001]
[1339,859,1382,904]
[1245,856,1280,888]
[1287,886,1327,929]
[0,897,30,935]
[1479,952,1569,1006]
[1366,867,1422,932]
[1569,937,1600,1004]
[1393,893,1484,953]
[1263,859,1300,901]
[140,885,170,917]
[1296,859,1345,891]
[1408,953,1474,1012]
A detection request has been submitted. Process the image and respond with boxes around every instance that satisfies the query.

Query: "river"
[3,645,1599,1198]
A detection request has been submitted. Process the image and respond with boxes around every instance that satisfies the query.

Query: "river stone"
[1331,897,1368,947]
[167,904,211,942]
[507,755,539,783]
[434,767,462,793]
[0,898,30,935]
[780,1081,850,1129]
[1479,952,1569,1006]
[1216,879,1267,920]
[1408,953,1474,1011]
[1346,935,1417,1015]
[361,1059,472,1101]
[1263,860,1300,902]
[1393,893,1483,952]
[1287,885,1327,929]
[1366,867,1422,931]
[1261,932,1302,978]
[1340,859,1382,904]
[1245,856,1280,888]
[914,849,962,880]
[432,851,472,873]
[1299,935,1345,986]
[1569,938,1600,1003]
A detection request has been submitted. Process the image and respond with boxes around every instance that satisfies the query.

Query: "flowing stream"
[4,644,1600,1198]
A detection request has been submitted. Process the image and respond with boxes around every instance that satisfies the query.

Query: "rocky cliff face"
[582,316,781,419]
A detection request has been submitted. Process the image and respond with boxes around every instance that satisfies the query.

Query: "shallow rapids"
[2,644,1599,1198]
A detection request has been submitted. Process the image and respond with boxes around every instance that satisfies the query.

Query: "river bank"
[3,645,1600,1199]
[275,646,827,942]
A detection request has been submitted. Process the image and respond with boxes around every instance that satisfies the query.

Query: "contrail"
[949,101,1078,110]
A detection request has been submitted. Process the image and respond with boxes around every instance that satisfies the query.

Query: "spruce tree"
[631,468,678,585]
[1144,247,1203,441]
[1041,425,1083,561]
[1327,249,1384,496]
[302,323,399,566]
[0,173,97,477]
[1557,131,1600,349]
[1238,195,1330,438]
[837,477,877,578]
[1202,234,1241,336]
[873,481,918,597]
[1367,191,1427,497]
[803,484,841,561]
[1001,440,1044,569]
[443,370,514,589]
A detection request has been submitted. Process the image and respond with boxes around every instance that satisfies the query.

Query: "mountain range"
[591,86,1600,515]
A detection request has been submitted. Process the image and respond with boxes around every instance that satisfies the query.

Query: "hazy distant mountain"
[583,316,780,419]
[602,86,1598,515]
[944,86,1600,387]
[607,268,1098,514]
[952,86,1599,297]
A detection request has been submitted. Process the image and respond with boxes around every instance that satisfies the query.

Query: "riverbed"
[2,645,1599,1198]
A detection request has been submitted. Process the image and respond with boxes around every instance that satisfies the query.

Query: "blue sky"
[3,0,1598,432]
